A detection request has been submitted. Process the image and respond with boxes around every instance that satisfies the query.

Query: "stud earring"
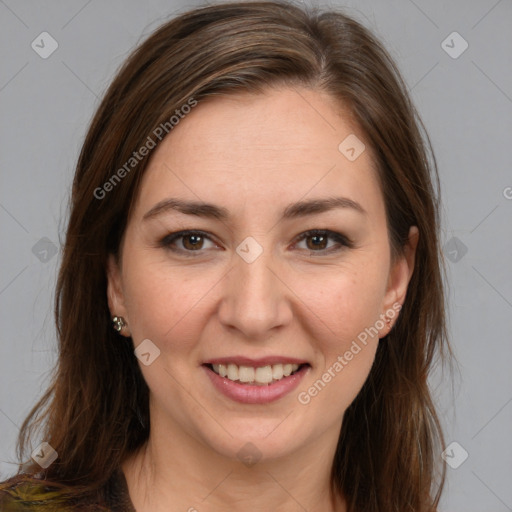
[112,316,126,332]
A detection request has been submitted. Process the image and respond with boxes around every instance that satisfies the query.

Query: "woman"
[0,1,452,510]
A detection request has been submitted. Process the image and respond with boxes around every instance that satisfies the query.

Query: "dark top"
[0,468,136,511]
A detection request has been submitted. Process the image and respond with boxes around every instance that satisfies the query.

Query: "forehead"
[133,87,384,223]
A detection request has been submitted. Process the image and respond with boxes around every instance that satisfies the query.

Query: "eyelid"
[159,229,352,256]
[159,230,220,256]
[292,229,353,252]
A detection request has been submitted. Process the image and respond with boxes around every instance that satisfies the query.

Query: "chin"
[194,415,311,463]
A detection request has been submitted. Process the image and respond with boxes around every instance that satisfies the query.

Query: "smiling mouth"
[205,362,308,386]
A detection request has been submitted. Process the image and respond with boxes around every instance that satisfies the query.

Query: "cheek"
[293,265,385,408]
[122,255,213,352]
[296,262,388,343]
[316,338,378,417]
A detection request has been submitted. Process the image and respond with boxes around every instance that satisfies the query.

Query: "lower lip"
[203,364,309,404]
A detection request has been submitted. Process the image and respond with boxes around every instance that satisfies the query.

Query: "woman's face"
[107,86,416,463]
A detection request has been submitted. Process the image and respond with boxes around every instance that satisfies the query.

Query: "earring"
[112,316,126,332]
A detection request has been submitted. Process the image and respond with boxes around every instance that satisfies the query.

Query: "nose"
[218,241,293,340]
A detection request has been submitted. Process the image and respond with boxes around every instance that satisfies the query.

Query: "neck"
[122,413,346,512]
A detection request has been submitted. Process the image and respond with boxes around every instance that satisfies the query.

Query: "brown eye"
[305,233,328,250]
[159,230,218,256]
[294,230,352,254]
[181,233,204,250]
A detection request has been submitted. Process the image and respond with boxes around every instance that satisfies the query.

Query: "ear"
[379,226,419,336]
[106,253,131,337]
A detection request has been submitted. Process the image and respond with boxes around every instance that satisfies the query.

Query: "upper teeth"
[212,363,300,385]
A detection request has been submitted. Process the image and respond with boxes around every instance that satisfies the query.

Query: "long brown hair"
[6,1,452,510]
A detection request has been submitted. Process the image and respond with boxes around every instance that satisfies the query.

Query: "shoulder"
[0,474,110,511]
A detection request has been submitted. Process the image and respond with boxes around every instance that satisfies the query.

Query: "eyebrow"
[142,196,366,222]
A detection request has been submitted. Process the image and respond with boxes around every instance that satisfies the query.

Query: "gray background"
[1,0,511,510]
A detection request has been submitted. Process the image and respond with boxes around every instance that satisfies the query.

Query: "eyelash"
[158,229,353,257]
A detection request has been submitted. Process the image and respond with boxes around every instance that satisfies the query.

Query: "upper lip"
[203,356,309,367]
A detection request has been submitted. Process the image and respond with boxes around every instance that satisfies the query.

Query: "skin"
[107,86,418,512]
